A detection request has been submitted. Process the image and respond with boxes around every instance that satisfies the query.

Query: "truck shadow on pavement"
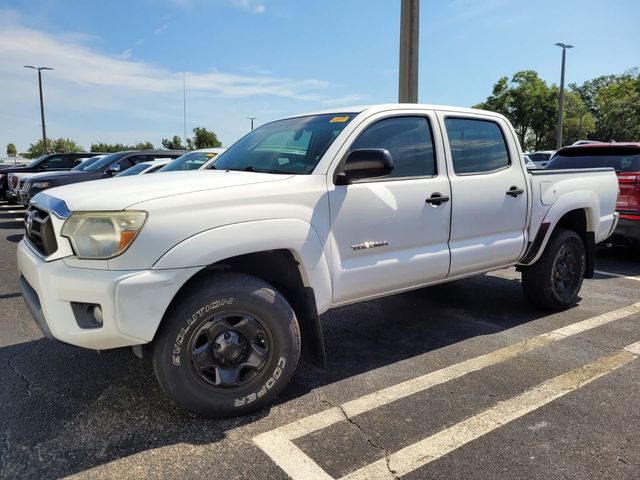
[0,273,554,478]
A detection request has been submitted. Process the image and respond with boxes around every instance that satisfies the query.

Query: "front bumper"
[17,239,201,350]
[6,189,18,200]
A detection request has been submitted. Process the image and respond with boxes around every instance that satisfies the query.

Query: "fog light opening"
[71,302,104,329]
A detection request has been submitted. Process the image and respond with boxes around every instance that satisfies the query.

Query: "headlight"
[61,211,147,259]
[32,181,50,189]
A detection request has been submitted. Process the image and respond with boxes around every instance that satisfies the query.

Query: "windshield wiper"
[225,166,293,174]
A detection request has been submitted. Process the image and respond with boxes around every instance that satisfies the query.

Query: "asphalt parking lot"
[1,199,640,480]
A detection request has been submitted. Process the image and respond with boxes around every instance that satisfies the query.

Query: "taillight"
[617,173,639,185]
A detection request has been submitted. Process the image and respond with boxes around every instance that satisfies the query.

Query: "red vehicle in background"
[546,143,640,249]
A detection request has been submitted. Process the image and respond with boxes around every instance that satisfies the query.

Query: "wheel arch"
[519,193,598,277]
[149,219,332,365]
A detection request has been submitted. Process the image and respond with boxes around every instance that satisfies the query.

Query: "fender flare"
[519,190,599,266]
[152,218,333,313]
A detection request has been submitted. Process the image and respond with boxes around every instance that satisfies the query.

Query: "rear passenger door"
[439,113,528,277]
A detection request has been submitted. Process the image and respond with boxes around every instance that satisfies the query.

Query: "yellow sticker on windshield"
[206,153,216,157]
[330,116,350,123]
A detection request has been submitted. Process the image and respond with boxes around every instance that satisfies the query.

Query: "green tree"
[161,135,185,150]
[26,138,84,158]
[190,127,221,149]
[90,141,154,153]
[163,127,221,151]
[593,74,640,142]
[474,70,557,150]
[6,143,17,156]
[134,141,154,150]
[570,69,640,141]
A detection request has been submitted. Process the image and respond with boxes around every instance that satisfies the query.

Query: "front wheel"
[152,272,301,417]
[522,229,586,310]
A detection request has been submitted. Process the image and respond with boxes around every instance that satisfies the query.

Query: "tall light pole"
[398,0,420,103]
[554,43,573,149]
[24,66,54,154]
[247,117,257,131]
[183,72,188,149]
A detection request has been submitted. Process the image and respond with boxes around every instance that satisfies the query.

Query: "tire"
[152,272,301,417]
[522,228,586,310]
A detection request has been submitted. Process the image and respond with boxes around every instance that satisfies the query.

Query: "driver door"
[328,113,451,305]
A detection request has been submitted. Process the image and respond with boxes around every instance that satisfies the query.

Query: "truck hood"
[43,170,294,211]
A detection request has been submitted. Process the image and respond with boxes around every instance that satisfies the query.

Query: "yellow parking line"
[253,302,640,479]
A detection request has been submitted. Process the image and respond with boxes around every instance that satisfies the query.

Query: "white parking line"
[344,342,640,480]
[595,270,640,282]
[254,302,640,479]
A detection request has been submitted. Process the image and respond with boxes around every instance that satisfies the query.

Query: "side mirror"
[335,148,394,185]
[106,164,121,176]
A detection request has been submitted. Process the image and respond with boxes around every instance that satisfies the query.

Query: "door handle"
[425,192,450,206]
[506,186,524,198]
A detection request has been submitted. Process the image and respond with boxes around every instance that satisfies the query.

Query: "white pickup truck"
[17,104,619,417]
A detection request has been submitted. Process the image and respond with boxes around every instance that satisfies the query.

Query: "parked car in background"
[16,156,106,204]
[546,143,640,248]
[572,140,604,146]
[523,154,536,169]
[17,150,183,205]
[115,159,173,177]
[525,150,555,168]
[159,148,226,172]
[16,104,619,417]
[1,152,104,201]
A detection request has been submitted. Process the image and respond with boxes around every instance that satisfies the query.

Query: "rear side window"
[351,116,436,178]
[445,118,510,174]
[547,153,640,172]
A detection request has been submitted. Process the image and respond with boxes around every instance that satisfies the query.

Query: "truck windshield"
[212,113,356,174]
[71,156,102,172]
[547,151,640,172]
[26,154,49,168]
[83,152,126,172]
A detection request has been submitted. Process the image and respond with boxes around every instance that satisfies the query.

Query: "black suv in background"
[0,152,104,200]
[18,150,184,205]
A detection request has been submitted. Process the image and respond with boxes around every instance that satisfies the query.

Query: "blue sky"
[1,0,638,153]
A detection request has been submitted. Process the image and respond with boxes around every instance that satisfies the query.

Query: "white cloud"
[0,14,361,151]
[154,22,169,34]
[229,0,266,14]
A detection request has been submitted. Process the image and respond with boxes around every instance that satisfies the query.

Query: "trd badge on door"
[352,240,389,251]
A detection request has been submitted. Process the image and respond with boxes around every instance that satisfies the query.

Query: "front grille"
[24,205,58,256]
[21,180,31,192]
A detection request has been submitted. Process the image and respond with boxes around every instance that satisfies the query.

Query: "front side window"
[213,113,355,174]
[445,118,510,175]
[350,116,436,178]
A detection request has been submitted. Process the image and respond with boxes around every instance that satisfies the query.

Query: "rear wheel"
[152,272,301,417]
[522,229,585,310]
